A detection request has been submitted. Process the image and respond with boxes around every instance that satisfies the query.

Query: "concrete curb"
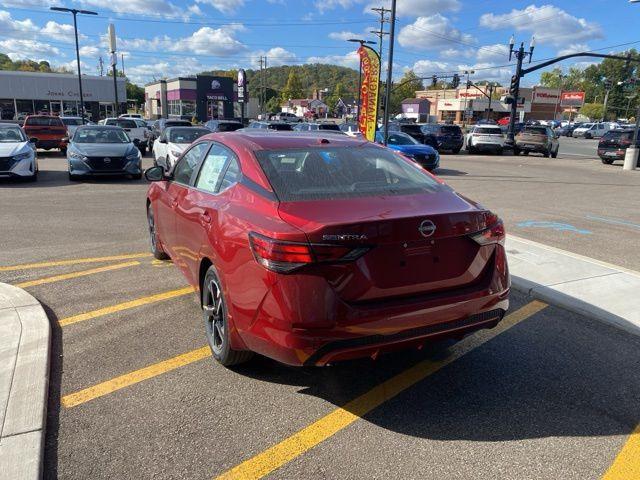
[506,235,640,337]
[0,283,50,480]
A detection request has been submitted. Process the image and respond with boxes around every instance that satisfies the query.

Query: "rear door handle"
[200,212,212,225]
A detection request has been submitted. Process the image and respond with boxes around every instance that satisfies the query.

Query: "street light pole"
[50,7,97,123]
[348,39,375,122]
[506,35,535,148]
[553,74,564,121]
[382,0,397,146]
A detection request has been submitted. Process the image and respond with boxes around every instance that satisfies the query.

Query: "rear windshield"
[25,116,63,126]
[62,118,83,126]
[268,123,293,131]
[166,121,192,127]
[401,124,422,134]
[255,146,441,202]
[106,119,137,128]
[522,126,547,135]
[440,125,461,134]
[602,130,633,141]
[217,122,243,132]
[168,128,209,143]
[474,127,502,134]
[318,124,341,131]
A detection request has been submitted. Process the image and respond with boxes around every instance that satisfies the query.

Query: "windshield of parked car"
[0,126,27,142]
[73,128,130,144]
[340,123,357,132]
[318,124,341,131]
[474,127,503,135]
[256,146,440,201]
[165,121,192,128]
[168,128,209,143]
[268,123,293,131]
[381,132,419,145]
[522,126,548,135]
[25,116,63,127]
[62,118,83,126]
[602,130,633,141]
[105,119,137,129]
[216,122,243,132]
[400,124,422,135]
[440,125,462,134]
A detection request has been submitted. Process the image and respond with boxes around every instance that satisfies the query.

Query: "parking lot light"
[50,7,98,123]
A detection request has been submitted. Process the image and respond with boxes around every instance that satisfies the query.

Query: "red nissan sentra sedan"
[145,131,509,367]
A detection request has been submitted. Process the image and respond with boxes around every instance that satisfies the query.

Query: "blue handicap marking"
[517,220,592,235]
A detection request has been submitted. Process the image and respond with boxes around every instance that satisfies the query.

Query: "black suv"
[388,122,428,145]
[420,124,464,153]
[598,129,639,164]
[147,118,192,150]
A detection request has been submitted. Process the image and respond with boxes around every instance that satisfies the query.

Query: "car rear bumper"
[471,142,503,151]
[598,148,626,159]
[436,140,463,151]
[237,247,510,366]
[516,143,546,152]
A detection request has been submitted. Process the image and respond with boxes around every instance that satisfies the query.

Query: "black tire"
[584,133,592,139]
[467,145,475,154]
[132,173,142,180]
[551,148,558,158]
[138,145,146,155]
[60,147,67,155]
[497,148,503,156]
[68,172,81,181]
[147,204,169,260]
[522,150,529,156]
[452,148,461,154]
[543,151,550,158]
[202,266,253,366]
[601,157,614,164]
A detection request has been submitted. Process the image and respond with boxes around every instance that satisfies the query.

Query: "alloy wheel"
[204,278,225,355]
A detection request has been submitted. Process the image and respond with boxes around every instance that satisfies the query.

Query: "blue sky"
[0,0,637,86]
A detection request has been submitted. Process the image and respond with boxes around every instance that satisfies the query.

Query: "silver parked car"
[0,123,38,181]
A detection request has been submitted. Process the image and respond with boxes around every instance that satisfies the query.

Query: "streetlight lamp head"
[509,35,515,48]
[78,9,98,15]
[50,6,71,12]
[530,36,536,49]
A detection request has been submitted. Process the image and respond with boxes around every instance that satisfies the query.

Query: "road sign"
[237,69,246,103]
[561,91,585,107]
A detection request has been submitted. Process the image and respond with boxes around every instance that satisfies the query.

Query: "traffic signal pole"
[506,39,532,149]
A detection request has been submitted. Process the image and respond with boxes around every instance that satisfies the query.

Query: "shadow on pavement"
[233,301,640,442]
[0,169,145,188]
[41,303,63,480]
[435,168,469,176]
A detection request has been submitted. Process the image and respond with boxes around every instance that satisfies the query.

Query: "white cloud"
[79,0,190,19]
[409,59,512,84]
[557,43,590,56]
[0,39,60,60]
[252,47,297,67]
[0,10,38,35]
[328,31,360,41]
[364,0,460,17]
[0,0,48,6]
[40,21,84,43]
[307,50,360,70]
[126,57,210,84]
[187,4,203,15]
[315,0,357,14]
[117,25,246,57]
[79,45,101,57]
[398,14,476,51]
[194,0,245,14]
[479,5,603,47]
[475,43,509,63]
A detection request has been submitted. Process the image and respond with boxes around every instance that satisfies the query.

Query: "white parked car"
[119,113,143,119]
[465,124,505,154]
[572,122,616,139]
[152,126,210,171]
[104,117,148,153]
[275,112,302,122]
[0,123,38,181]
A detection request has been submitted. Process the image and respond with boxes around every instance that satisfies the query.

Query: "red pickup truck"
[22,115,68,153]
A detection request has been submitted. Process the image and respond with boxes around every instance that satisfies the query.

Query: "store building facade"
[144,75,257,121]
[0,70,126,121]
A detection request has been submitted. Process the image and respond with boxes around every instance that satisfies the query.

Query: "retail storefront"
[0,70,126,122]
[145,75,244,122]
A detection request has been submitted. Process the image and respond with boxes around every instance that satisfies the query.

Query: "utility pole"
[506,35,536,148]
[602,78,613,121]
[382,0,397,145]
[486,83,496,121]
[461,69,474,127]
[50,7,97,122]
[107,23,119,117]
[121,53,125,78]
[553,74,564,121]
[371,6,390,122]
[98,56,104,76]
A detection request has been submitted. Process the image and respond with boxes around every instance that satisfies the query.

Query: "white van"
[573,122,616,139]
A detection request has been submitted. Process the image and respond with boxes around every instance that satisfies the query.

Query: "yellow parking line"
[14,261,140,288]
[58,286,195,327]
[214,300,548,480]
[61,346,211,408]
[0,252,151,272]
[602,423,640,480]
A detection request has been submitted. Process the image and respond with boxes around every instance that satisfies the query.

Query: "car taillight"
[249,232,369,273]
[470,212,505,246]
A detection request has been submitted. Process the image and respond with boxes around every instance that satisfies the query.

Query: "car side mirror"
[29,137,38,143]
[145,165,166,182]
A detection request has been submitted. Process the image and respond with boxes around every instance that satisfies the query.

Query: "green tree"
[326,82,346,112]
[389,70,424,114]
[126,81,144,104]
[281,70,305,101]
[265,96,281,114]
[580,103,604,120]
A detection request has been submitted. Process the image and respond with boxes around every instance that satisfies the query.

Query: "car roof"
[199,130,369,150]
[0,122,22,128]
[76,125,122,130]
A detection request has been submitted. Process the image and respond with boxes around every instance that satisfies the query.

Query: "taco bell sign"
[237,69,247,103]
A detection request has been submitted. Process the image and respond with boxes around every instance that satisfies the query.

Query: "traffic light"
[509,75,519,95]
[431,75,437,87]
[466,80,472,89]
[451,74,460,88]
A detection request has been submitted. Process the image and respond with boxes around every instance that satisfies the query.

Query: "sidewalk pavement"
[0,283,50,480]
[507,235,640,336]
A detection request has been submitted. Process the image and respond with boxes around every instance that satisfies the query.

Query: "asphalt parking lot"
[1,143,639,479]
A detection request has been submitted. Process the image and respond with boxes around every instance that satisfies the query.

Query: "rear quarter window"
[25,117,63,127]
